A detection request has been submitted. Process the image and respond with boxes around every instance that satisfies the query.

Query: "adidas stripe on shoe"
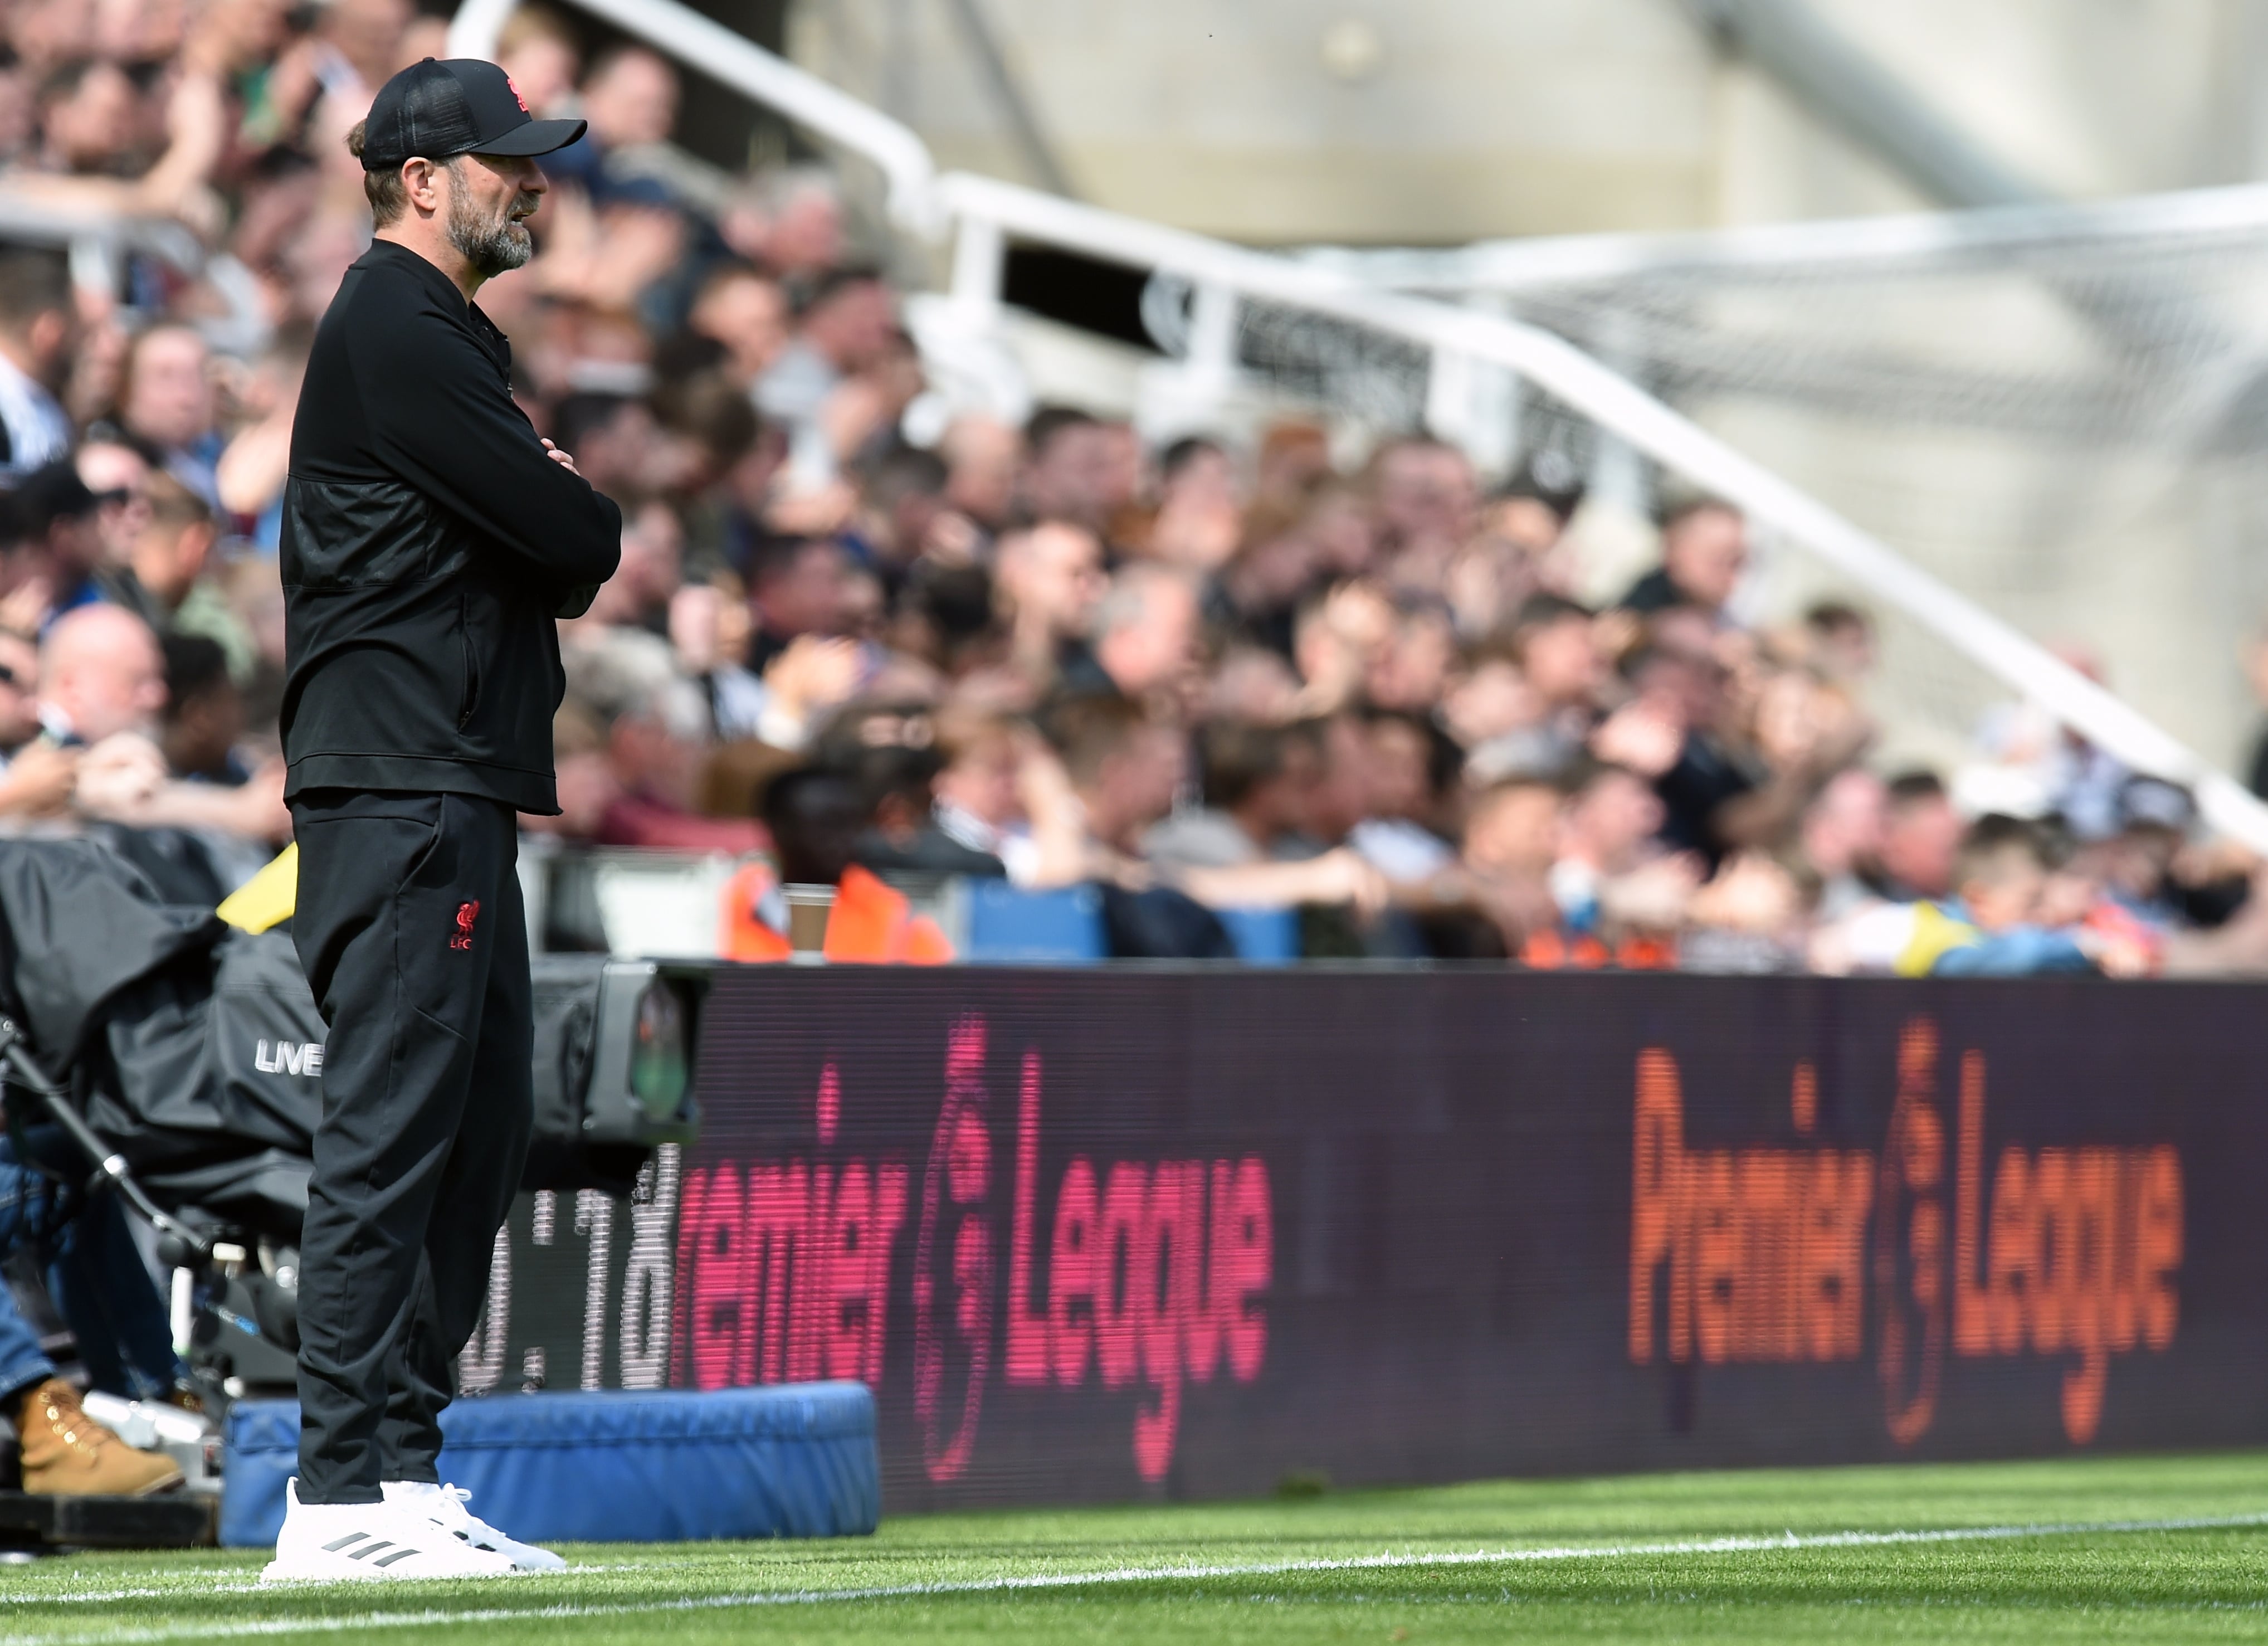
[261,1478,519,1582]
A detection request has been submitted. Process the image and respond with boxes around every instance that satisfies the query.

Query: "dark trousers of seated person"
[289,789,531,1506]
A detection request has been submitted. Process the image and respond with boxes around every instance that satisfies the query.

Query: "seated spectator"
[857,445,974,578]
[689,261,791,391]
[1603,607,1860,871]
[119,324,222,506]
[1464,593,1603,778]
[940,413,1022,537]
[1090,563,1204,711]
[42,605,287,841]
[1682,853,1807,974]
[1457,774,1565,951]
[494,2,583,118]
[820,704,1007,878]
[746,533,856,673]
[571,634,763,853]
[1618,498,1748,621]
[1836,814,2101,977]
[77,435,152,570]
[1345,708,1460,884]
[929,706,1083,887]
[1140,435,1242,572]
[1801,767,1890,921]
[158,631,248,783]
[38,602,163,745]
[0,624,73,817]
[1020,407,1129,540]
[1875,770,1962,901]
[1532,759,1694,969]
[0,248,74,482]
[756,265,897,488]
[544,43,682,203]
[0,1138,185,1493]
[9,459,105,622]
[719,764,952,963]
[994,519,1108,694]
[101,471,253,677]
[1802,600,1876,684]
[1367,435,1477,570]
[1147,719,1326,871]
[1046,693,1382,929]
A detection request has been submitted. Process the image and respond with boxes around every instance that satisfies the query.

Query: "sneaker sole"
[261,1555,520,1584]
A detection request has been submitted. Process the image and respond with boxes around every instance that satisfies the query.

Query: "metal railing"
[449,0,2268,856]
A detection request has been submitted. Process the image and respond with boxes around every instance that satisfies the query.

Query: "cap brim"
[471,117,587,158]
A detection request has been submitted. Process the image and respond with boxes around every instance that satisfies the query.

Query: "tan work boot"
[16,1379,183,1496]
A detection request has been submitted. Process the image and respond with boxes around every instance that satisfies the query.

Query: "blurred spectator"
[0,623,73,816]
[8,459,104,621]
[1535,759,1692,968]
[1619,499,1748,621]
[120,326,220,505]
[940,414,1020,534]
[756,266,895,488]
[495,4,582,119]
[719,764,952,963]
[36,601,158,743]
[0,249,74,480]
[1836,814,2100,977]
[689,262,790,389]
[1368,436,1476,567]
[995,519,1106,691]
[1801,767,1889,921]
[1875,770,1962,901]
[1090,564,1203,709]
[1021,406,1129,538]
[746,534,854,669]
[158,632,246,784]
[76,435,149,567]
[101,471,253,677]
[1147,719,1325,871]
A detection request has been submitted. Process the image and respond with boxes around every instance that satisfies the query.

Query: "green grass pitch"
[7,1452,2268,1644]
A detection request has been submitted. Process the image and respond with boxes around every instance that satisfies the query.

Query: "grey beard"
[445,173,534,279]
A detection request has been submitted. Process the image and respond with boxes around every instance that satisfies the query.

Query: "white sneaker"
[383,1479,569,1572]
[261,1478,519,1582]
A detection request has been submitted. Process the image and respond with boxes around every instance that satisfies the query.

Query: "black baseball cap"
[359,58,586,172]
[12,460,99,538]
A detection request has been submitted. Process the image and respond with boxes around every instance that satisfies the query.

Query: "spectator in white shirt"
[0,250,75,483]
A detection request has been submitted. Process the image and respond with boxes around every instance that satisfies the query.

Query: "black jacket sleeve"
[349,285,622,592]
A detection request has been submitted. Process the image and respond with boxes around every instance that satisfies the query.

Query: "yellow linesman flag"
[216,842,298,934]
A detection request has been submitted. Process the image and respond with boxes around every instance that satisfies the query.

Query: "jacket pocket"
[456,593,480,729]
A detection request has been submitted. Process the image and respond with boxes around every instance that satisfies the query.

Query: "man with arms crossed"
[264,60,619,1581]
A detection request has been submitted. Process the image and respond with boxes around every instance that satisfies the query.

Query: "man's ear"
[179,520,219,579]
[26,310,67,362]
[400,156,443,215]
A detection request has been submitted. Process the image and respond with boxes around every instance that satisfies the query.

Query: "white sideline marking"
[8,1510,2268,1644]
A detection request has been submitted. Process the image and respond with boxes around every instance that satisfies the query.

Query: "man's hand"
[540,438,583,479]
[72,733,169,816]
[0,739,79,817]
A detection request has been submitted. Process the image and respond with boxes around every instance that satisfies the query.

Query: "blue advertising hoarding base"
[221,1383,880,1548]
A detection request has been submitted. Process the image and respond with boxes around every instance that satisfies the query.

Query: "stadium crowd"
[0,0,2264,975]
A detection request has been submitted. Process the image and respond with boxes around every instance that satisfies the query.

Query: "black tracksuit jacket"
[280,239,621,815]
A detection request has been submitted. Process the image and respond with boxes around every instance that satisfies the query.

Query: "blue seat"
[1216,905,1300,965]
[963,882,1107,963]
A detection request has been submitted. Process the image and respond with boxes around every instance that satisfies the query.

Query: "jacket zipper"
[457,594,478,729]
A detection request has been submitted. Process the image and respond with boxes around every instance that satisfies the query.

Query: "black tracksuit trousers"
[288,789,532,1504]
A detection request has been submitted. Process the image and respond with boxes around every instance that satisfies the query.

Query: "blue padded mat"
[223,1383,879,1547]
